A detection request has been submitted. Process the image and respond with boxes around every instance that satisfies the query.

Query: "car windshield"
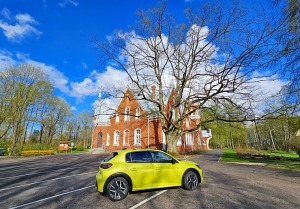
[103,152,118,162]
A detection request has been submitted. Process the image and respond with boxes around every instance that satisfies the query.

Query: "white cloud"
[253,76,286,99]
[0,8,11,20]
[91,66,129,93]
[0,51,71,94]
[27,60,71,94]
[0,50,16,68]
[15,14,37,24]
[101,25,288,116]
[70,78,97,102]
[0,50,129,103]
[0,9,42,42]
[58,0,79,8]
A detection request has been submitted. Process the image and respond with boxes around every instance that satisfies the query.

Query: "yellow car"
[95,149,204,201]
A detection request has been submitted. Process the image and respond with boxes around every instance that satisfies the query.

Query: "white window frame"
[186,119,190,128]
[123,130,130,146]
[114,131,119,145]
[135,108,140,120]
[177,136,182,146]
[115,113,119,123]
[106,133,110,146]
[185,133,194,146]
[134,129,141,145]
[125,107,130,122]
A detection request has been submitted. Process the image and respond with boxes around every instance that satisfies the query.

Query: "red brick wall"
[93,89,163,150]
[92,88,209,152]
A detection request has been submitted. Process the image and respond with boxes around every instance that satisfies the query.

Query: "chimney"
[151,85,156,99]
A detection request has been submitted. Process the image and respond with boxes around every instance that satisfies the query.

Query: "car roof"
[113,149,162,155]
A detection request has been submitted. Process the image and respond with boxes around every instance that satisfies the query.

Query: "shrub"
[75,145,84,151]
[290,140,300,157]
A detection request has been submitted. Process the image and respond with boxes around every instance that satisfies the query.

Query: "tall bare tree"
[96,1,283,153]
[273,0,300,112]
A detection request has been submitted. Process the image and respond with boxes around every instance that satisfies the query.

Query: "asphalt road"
[0,150,299,209]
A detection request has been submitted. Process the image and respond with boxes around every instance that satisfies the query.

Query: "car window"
[103,152,118,162]
[126,151,152,163]
[151,151,174,163]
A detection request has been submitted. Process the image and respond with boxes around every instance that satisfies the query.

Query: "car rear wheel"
[107,177,129,201]
[183,171,199,190]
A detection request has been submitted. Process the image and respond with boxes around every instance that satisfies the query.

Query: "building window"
[134,129,141,145]
[186,119,190,128]
[186,133,193,146]
[198,135,202,145]
[171,109,175,120]
[114,131,119,145]
[115,112,119,123]
[177,136,182,146]
[135,108,140,120]
[125,107,130,122]
[123,130,130,146]
[106,133,110,146]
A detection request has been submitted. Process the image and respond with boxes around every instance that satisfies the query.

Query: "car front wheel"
[183,171,199,190]
[107,177,129,201]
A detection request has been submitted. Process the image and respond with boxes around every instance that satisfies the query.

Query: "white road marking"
[0,166,92,180]
[0,171,95,192]
[129,190,167,209]
[9,185,95,209]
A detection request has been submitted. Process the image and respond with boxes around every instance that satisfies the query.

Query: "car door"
[151,151,182,188]
[125,151,154,190]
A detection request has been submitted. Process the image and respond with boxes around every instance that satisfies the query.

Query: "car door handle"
[131,168,137,171]
[154,167,160,170]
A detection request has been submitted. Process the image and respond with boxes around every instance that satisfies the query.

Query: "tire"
[183,170,199,191]
[106,177,129,201]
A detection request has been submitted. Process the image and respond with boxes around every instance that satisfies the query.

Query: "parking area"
[0,150,299,209]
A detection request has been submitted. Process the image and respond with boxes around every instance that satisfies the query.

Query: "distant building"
[92,87,212,153]
[296,129,300,140]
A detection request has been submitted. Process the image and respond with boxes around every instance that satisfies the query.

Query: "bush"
[290,139,300,157]
[75,145,84,151]
[22,143,56,151]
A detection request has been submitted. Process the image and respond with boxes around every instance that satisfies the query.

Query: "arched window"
[177,136,182,146]
[134,129,141,145]
[115,112,119,123]
[125,107,130,122]
[186,119,190,128]
[123,130,130,146]
[106,133,110,146]
[135,108,140,120]
[114,131,119,145]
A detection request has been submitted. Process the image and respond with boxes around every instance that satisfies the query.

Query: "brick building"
[92,88,212,153]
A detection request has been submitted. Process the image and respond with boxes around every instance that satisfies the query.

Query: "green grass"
[259,150,298,159]
[221,148,300,171]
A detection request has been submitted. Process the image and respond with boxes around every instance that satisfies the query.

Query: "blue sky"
[0,0,284,115]
[0,0,195,114]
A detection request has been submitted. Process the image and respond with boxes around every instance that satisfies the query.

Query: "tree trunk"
[254,120,262,149]
[268,126,276,150]
[166,131,180,153]
[39,124,44,144]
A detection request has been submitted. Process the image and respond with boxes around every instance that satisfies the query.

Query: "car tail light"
[100,163,112,169]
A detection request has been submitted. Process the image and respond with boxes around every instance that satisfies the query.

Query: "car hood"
[179,160,197,165]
